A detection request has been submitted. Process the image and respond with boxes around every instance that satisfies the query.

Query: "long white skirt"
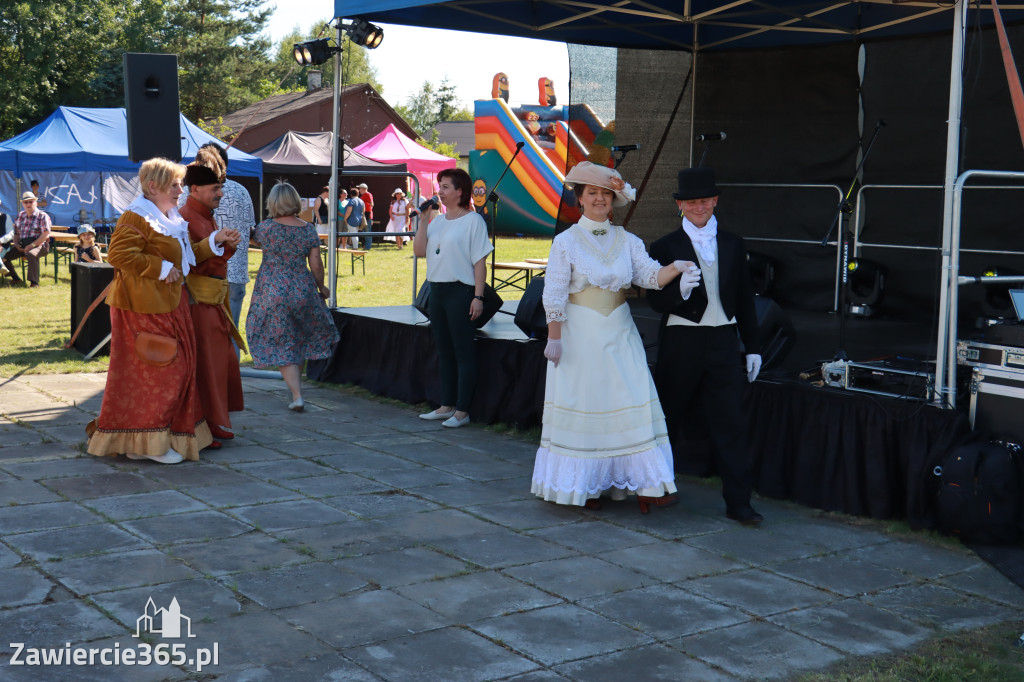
[531,301,676,506]
[383,216,408,243]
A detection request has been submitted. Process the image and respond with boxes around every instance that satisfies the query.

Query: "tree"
[0,0,276,139]
[395,78,472,135]
[164,0,275,122]
[418,130,459,160]
[0,0,166,139]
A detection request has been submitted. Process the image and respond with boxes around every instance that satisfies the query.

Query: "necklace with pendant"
[436,210,464,254]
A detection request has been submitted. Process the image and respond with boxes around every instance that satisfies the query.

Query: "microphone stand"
[613,149,636,169]
[819,119,886,361]
[487,141,525,287]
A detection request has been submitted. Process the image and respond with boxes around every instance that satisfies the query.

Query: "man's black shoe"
[726,505,764,526]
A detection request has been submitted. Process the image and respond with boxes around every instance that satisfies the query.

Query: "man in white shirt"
[648,167,764,526]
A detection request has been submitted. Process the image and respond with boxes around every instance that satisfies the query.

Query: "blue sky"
[261,1,570,111]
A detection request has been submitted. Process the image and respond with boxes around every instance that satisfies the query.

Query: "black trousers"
[654,324,753,509]
[427,281,477,412]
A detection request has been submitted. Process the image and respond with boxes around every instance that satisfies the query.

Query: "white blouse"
[424,211,493,285]
[542,216,663,323]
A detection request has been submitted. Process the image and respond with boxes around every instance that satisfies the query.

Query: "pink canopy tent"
[353,124,456,200]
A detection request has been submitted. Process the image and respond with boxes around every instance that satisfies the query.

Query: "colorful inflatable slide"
[470,89,610,236]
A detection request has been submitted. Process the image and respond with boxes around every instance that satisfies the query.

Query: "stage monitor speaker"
[753,295,795,370]
[413,281,503,329]
[514,275,547,340]
[123,52,181,162]
[70,262,115,355]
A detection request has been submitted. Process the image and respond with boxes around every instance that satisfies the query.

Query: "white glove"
[746,354,762,383]
[544,339,562,367]
[678,269,702,299]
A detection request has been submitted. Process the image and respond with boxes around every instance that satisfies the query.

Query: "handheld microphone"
[418,198,439,212]
[610,144,640,152]
[696,132,726,142]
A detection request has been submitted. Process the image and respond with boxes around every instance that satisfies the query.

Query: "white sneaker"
[419,409,456,421]
[288,398,304,412]
[126,448,184,464]
[442,414,470,428]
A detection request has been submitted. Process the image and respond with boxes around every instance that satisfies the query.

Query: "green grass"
[0,235,551,376]
[796,620,1024,682]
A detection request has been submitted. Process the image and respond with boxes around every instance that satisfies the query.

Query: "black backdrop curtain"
[308,310,971,528]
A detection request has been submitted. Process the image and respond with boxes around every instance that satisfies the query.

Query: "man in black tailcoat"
[647,167,764,525]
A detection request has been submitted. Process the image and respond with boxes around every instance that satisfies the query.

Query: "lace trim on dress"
[531,444,677,506]
[546,309,568,322]
[560,225,632,292]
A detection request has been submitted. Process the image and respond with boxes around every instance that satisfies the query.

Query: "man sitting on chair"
[1,192,51,287]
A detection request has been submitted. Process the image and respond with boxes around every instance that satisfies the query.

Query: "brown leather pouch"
[135,332,178,366]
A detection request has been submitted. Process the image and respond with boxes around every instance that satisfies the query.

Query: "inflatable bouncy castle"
[470,76,617,236]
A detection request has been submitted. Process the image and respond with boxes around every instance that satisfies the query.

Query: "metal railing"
[329,170,421,306]
[935,170,1024,409]
[719,182,844,307]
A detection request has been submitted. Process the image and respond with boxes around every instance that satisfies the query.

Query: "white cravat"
[682,215,718,265]
[126,195,197,277]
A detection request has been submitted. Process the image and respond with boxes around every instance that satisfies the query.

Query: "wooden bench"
[336,248,369,275]
[49,231,81,281]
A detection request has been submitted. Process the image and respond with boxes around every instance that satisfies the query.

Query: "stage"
[307,298,977,529]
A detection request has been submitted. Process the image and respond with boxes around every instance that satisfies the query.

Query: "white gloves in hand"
[544,339,562,367]
[746,354,762,383]
[676,263,702,300]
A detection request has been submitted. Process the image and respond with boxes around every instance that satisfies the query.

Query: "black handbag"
[414,281,503,329]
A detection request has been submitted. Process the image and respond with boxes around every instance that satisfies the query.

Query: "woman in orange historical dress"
[86,157,231,464]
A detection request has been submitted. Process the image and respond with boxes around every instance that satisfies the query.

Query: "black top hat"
[672,167,719,200]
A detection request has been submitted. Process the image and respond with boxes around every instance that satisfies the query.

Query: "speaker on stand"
[123,53,182,162]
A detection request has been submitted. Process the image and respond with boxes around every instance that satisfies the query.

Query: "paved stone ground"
[0,372,1021,681]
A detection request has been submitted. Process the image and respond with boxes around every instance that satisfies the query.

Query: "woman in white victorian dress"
[531,162,700,511]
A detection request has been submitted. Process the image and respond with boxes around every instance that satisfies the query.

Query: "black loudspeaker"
[752,295,795,370]
[70,262,115,355]
[123,53,181,162]
[747,250,777,296]
[514,275,548,340]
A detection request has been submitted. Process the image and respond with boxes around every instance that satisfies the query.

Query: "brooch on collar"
[591,228,607,236]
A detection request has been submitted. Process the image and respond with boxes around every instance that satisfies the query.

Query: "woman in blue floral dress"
[247,182,339,412]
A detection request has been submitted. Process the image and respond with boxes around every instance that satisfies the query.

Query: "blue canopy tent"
[0,106,262,228]
[0,106,262,177]
[337,0,1024,407]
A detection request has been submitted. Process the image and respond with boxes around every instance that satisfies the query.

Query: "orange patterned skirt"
[87,289,213,460]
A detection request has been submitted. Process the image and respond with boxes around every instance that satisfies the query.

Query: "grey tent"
[249,131,406,175]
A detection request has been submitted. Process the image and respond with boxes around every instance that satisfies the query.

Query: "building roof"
[425,120,475,157]
[219,83,416,145]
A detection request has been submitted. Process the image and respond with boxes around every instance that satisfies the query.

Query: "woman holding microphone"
[413,169,493,429]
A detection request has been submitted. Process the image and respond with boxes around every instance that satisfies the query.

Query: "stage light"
[293,38,333,66]
[746,250,776,296]
[293,20,384,68]
[845,258,887,318]
[347,19,384,49]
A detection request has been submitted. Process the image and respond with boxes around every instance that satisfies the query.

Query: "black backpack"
[935,440,1023,544]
